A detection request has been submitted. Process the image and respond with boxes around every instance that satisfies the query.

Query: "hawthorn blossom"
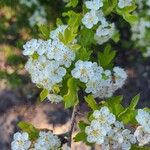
[118,0,132,8]
[82,10,99,29]
[85,0,103,10]
[11,132,31,150]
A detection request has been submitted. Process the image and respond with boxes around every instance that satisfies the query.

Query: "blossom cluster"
[72,60,127,99]
[134,109,150,146]
[23,25,75,103]
[85,106,136,150]
[11,131,61,150]
[131,0,150,57]
[19,0,47,27]
[118,0,132,8]
[82,0,115,45]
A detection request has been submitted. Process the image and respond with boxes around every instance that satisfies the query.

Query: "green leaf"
[66,0,78,8]
[74,131,87,142]
[63,78,79,109]
[103,0,117,15]
[38,25,50,39]
[132,145,150,150]
[123,13,138,24]
[98,44,116,68]
[78,121,88,131]
[111,30,120,43]
[77,48,92,61]
[40,89,49,102]
[59,27,77,45]
[80,28,95,47]
[18,122,39,140]
[118,94,140,124]
[85,95,99,110]
[56,18,63,26]
[62,11,81,32]
[104,96,124,116]
[70,44,81,51]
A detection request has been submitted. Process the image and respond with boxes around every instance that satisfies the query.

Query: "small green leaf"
[77,48,92,61]
[98,44,116,68]
[70,44,81,51]
[132,145,150,150]
[40,89,49,102]
[118,94,140,124]
[111,30,120,43]
[38,25,50,39]
[18,122,39,140]
[78,121,88,130]
[85,95,99,110]
[63,78,79,109]
[66,0,78,8]
[74,131,87,142]
[104,96,124,116]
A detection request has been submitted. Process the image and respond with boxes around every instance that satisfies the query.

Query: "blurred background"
[0,0,150,149]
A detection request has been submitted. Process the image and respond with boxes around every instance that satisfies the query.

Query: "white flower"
[92,106,116,132]
[50,25,68,40]
[121,129,136,150]
[118,0,132,8]
[34,131,61,150]
[29,7,47,27]
[11,132,31,150]
[136,109,150,133]
[23,39,42,56]
[71,60,94,83]
[36,40,51,56]
[47,94,63,103]
[85,120,106,144]
[94,23,115,45]
[82,10,99,29]
[134,126,150,146]
[85,0,103,10]
[113,66,127,79]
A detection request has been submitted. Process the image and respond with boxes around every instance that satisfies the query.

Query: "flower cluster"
[11,131,61,150]
[131,0,150,57]
[11,132,31,150]
[34,131,61,150]
[134,109,150,146]
[29,6,47,27]
[72,60,127,99]
[23,26,75,103]
[82,0,115,45]
[85,107,136,150]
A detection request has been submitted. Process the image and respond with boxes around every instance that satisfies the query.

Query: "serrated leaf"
[85,95,99,110]
[38,25,50,39]
[40,89,49,102]
[98,44,116,68]
[104,96,124,116]
[118,94,140,124]
[77,48,92,61]
[18,122,39,140]
[73,131,87,142]
[66,0,78,8]
[80,28,95,47]
[63,78,79,109]
[78,121,88,131]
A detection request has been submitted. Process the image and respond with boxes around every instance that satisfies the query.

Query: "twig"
[67,105,79,147]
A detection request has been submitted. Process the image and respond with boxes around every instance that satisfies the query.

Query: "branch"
[67,104,79,147]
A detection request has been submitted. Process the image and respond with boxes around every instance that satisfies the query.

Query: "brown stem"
[67,105,79,147]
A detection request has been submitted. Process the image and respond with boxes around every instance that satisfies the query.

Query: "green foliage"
[103,96,124,116]
[98,44,116,68]
[63,78,79,108]
[85,95,99,110]
[66,0,79,8]
[79,28,95,47]
[116,5,138,24]
[118,94,140,124]
[40,89,49,102]
[38,25,50,39]
[18,122,39,141]
[132,145,150,150]
[76,48,92,61]
[111,30,120,43]
[103,0,117,15]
